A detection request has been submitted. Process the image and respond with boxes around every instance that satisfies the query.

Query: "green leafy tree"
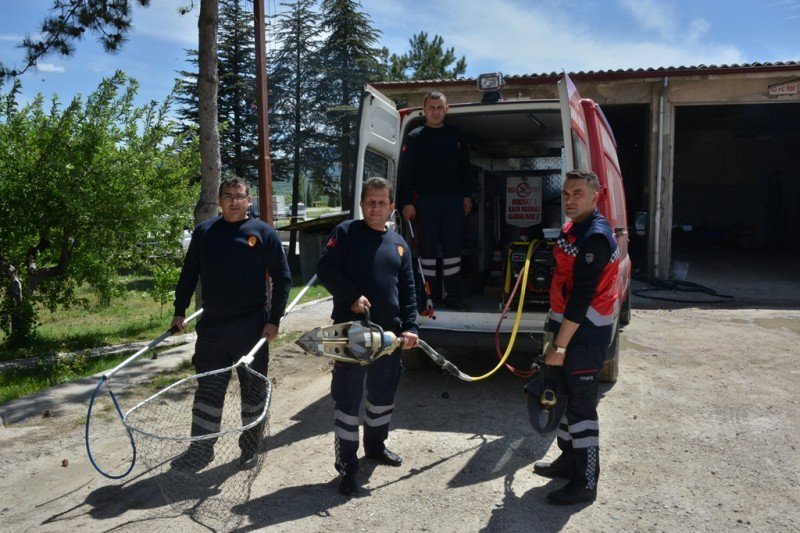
[318,0,385,210]
[388,32,467,81]
[149,264,183,317]
[0,0,223,231]
[176,0,258,181]
[0,73,198,345]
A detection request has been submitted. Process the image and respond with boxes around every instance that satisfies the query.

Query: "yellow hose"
[460,239,537,382]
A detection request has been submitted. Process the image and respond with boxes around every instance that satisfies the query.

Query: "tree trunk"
[8,295,36,346]
[197,0,222,227]
[288,39,302,273]
[194,0,222,311]
[0,264,35,345]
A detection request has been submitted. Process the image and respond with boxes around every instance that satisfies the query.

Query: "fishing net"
[123,361,272,518]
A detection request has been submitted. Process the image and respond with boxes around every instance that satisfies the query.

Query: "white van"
[353,74,631,381]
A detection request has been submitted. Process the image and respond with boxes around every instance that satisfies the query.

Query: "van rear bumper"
[418,310,548,352]
[419,328,545,352]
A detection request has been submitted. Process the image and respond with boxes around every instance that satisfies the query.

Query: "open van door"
[354,85,401,219]
[557,74,592,172]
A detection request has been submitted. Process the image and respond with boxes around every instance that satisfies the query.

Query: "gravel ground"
[1,300,799,532]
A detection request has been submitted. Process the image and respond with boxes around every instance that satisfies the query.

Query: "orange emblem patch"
[248,236,257,247]
[397,245,404,257]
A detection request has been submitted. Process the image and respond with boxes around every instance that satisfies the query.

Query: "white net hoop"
[122,361,272,520]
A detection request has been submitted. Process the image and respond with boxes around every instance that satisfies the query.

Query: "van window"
[571,131,591,170]
[363,147,394,182]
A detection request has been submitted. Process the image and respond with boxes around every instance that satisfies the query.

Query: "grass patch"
[0,277,329,362]
[0,351,135,405]
[0,343,184,405]
[140,358,195,393]
[0,283,322,404]
[288,283,329,307]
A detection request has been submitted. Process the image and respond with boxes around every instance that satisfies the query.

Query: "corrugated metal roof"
[372,60,800,88]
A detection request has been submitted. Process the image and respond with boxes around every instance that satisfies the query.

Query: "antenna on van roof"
[477,72,505,103]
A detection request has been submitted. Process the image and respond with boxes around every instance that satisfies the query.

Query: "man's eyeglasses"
[363,200,391,209]
[221,194,248,202]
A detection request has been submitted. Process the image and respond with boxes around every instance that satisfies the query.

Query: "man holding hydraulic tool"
[317,177,419,497]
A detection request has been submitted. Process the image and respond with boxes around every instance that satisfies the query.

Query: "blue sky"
[1,0,798,107]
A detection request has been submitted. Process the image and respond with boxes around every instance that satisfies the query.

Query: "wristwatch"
[552,344,567,355]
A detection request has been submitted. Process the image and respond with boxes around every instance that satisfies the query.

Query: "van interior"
[398,104,569,313]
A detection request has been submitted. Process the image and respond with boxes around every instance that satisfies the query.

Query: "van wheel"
[401,348,431,370]
[600,326,620,383]
[619,294,631,326]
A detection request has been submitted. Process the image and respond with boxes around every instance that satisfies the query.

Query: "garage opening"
[601,104,650,271]
[670,103,800,302]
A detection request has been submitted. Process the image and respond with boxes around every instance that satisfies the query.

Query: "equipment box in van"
[353,74,631,381]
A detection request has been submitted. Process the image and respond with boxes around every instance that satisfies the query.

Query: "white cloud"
[0,33,21,42]
[131,2,198,46]
[36,63,66,73]
[372,0,744,76]
[687,18,711,43]
[617,0,677,39]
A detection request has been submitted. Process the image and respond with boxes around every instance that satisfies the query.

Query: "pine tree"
[318,0,385,211]
[175,0,258,181]
[389,32,467,81]
[268,0,326,264]
[0,0,150,78]
[217,0,258,180]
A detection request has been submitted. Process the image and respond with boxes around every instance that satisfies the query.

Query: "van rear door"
[354,85,401,219]
[557,75,592,172]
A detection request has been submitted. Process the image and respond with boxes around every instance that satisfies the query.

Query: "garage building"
[372,62,800,283]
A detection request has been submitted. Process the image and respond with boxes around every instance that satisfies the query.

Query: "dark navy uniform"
[317,219,418,477]
[547,208,620,492]
[174,215,291,455]
[398,124,472,304]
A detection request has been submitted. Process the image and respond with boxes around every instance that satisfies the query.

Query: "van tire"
[600,326,620,383]
[619,294,631,326]
[401,348,431,370]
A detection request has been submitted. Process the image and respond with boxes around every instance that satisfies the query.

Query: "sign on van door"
[505,176,542,227]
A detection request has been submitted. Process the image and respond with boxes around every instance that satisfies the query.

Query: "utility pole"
[253,0,274,226]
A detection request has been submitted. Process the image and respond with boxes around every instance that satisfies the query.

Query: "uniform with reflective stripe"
[547,208,619,491]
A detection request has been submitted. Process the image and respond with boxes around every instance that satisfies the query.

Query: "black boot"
[365,448,403,466]
[338,471,358,496]
[533,454,572,479]
[170,442,214,471]
[547,481,597,505]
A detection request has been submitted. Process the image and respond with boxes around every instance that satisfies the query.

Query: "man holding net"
[317,177,419,496]
[170,176,292,470]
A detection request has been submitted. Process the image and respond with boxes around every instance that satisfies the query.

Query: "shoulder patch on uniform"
[247,235,257,247]
[326,237,337,249]
[585,252,594,264]
[397,245,404,257]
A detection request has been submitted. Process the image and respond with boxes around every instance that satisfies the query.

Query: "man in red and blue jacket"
[534,169,620,505]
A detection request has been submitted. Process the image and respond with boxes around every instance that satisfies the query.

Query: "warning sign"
[505,176,542,228]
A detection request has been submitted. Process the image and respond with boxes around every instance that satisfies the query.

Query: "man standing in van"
[534,169,620,505]
[398,90,472,311]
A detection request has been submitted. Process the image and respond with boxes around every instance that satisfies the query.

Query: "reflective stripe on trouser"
[416,195,464,301]
[331,349,403,475]
[555,414,573,456]
[191,311,270,453]
[562,343,604,489]
[420,258,436,279]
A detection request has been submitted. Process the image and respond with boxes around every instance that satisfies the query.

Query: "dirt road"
[1,301,799,531]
